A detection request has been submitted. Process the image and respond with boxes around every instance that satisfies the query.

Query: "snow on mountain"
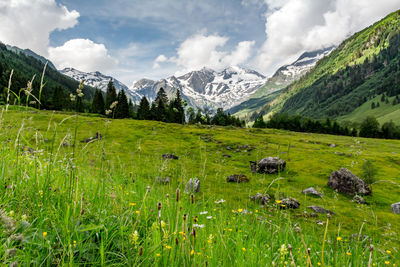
[130,66,267,112]
[60,68,142,102]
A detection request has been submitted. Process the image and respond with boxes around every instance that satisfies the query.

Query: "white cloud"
[153,54,167,69]
[48,39,118,73]
[257,0,400,75]
[0,0,79,55]
[169,33,255,74]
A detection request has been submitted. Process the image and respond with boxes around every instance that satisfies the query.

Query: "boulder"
[156,177,170,184]
[307,205,335,215]
[280,198,300,209]
[302,187,323,197]
[251,157,286,174]
[391,202,400,214]
[327,168,371,195]
[227,174,249,183]
[162,153,178,160]
[353,195,366,204]
[249,193,270,205]
[185,178,200,193]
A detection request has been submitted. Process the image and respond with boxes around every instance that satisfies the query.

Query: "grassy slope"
[0,109,399,265]
[339,95,400,124]
[264,10,400,121]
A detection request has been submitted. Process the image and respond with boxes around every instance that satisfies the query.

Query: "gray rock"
[302,187,323,197]
[227,174,249,183]
[249,193,270,205]
[391,202,400,214]
[6,248,17,258]
[185,178,200,193]
[328,144,336,147]
[81,132,102,143]
[353,195,366,204]
[156,177,170,184]
[162,153,178,160]
[327,168,371,195]
[307,205,335,215]
[251,157,286,174]
[280,198,300,209]
[223,154,231,158]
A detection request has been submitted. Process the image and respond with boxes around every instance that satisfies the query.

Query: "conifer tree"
[52,86,65,111]
[154,88,168,122]
[114,90,129,119]
[91,89,105,115]
[137,96,151,120]
[253,115,266,128]
[169,89,185,124]
[105,79,117,110]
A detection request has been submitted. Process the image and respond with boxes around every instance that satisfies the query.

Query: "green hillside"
[0,108,399,265]
[266,10,400,123]
[0,42,95,109]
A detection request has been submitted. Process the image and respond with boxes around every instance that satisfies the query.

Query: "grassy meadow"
[0,107,399,266]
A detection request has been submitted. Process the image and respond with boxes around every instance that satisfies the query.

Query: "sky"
[0,0,400,87]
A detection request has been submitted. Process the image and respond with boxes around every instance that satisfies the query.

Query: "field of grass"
[339,95,400,125]
[0,107,399,266]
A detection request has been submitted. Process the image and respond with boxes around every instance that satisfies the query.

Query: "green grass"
[339,95,400,125]
[0,108,399,266]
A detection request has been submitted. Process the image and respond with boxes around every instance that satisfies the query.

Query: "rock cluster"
[327,168,371,195]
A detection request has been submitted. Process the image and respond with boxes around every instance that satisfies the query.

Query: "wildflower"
[232,210,235,213]
[386,250,391,254]
[105,109,112,115]
[156,253,161,257]
[21,214,28,221]
[385,261,389,265]
[73,240,77,247]
[346,252,352,256]
[275,200,282,204]
[337,236,342,241]
[130,230,139,244]
[42,232,47,238]
[317,263,321,266]
[206,216,212,220]
[255,210,258,213]
[200,211,208,215]
[242,247,246,252]
[136,211,140,214]
[160,221,166,228]
[238,209,243,213]
[70,93,76,102]
[279,244,288,256]
[110,101,118,109]
[129,203,136,206]
[190,250,195,255]
[9,211,14,217]
[193,224,205,228]
[215,199,226,204]
[228,229,232,232]
[165,245,172,250]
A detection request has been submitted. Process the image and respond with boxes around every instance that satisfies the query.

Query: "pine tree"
[137,96,151,120]
[91,89,105,115]
[105,79,117,110]
[128,99,135,118]
[169,90,185,124]
[371,102,376,109]
[52,86,65,111]
[154,88,168,122]
[187,107,196,124]
[114,90,129,119]
[253,115,266,128]
[359,116,380,138]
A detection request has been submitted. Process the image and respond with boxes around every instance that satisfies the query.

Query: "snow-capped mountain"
[228,46,336,117]
[60,68,141,102]
[130,66,267,111]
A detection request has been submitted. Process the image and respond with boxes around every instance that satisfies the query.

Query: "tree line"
[253,113,400,140]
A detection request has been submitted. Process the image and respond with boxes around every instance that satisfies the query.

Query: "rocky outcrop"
[250,157,286,174]
[327,168,371,195]
[227,174,249,183]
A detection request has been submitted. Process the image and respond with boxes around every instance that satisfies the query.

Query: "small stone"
[391,202,400,214]
[328,144,336,148]
[156,177,170,184]
[302,187,323,197]
[252,157,286,174]
[227,174,249,183]
[280,198,300,209]
[250,193,270,205]
[307,205,335,215]
[353,195,366,204]
[185,178,200,193]
[162,153,178,160]
[6,248,17,258]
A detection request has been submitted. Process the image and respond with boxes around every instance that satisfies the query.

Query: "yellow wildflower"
[386,250,391,254]
[42,232,47,238]
[190,250,194,255]
[238,209,243,213]
[385,261,389,265]
[337,237,342,241]
[242,247,246,252]
[165,245,172,250]
[276,200,282,204]
[129,203,136,206]
[346,252,352,256]
[156,253,161,257]
[135,211,140,214]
